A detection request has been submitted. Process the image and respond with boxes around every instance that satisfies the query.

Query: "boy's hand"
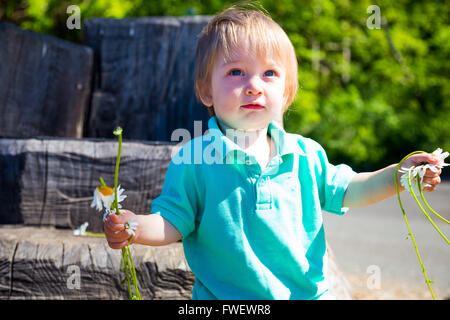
[399,153,442,192]
[104,209,138,249]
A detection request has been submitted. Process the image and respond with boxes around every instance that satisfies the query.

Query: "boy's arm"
[133,212,182,246]
[104,210,182,249]
[342,164,399,208]
[342,153,442,208]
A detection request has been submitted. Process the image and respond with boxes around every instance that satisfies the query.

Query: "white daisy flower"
[91,185,127,211]
[124,218,139,237]
[399,167,426,194]
[91,185,114,211]
[73,222,89,236]
[430,148,449,169]
[399,148,448,193]
[115,185,127,204]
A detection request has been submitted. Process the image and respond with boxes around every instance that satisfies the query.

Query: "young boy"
[104,7,443,299]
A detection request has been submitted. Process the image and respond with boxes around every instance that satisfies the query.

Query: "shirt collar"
[267,119,306,157]
[206,116,305,161]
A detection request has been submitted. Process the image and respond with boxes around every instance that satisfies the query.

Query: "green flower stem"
[414,176,450,245]
[126,240,141,299]
[418,185,450,225]
[111,126,141,300]
[113,127,123,216]
[394,151,436,300]
[85,231,105,238]
[406,170,437,299]
[122,246,132,298]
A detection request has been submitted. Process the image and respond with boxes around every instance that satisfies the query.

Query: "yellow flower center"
[97,185,114,196]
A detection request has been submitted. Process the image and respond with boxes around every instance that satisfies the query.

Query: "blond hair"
[194,5,298,116]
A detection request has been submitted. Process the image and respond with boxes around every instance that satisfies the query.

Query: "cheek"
[213,82,241,103]
[267,83,286,103]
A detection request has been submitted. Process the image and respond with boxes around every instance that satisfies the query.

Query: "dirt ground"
[345,274,450,300]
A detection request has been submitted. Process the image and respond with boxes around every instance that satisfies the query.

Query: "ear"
[200,91,213,107]
[198,83,213,107]
[201,96,213,107]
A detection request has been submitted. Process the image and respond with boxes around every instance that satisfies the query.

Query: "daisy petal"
[91,189,104,211]
[124,218,138,237]
[103,209,112,222]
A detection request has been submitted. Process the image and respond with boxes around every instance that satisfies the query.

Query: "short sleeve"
[150,159,199,238]
[313,142,357,215]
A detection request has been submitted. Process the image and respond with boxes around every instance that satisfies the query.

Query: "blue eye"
[264,70,275,77]
[229,69,243,76]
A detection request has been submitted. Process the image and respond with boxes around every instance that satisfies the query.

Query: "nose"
[245,77,263,96]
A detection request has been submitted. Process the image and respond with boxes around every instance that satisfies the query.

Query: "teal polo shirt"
[150,116,357,299]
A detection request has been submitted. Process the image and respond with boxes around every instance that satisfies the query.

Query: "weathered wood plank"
[0,145,25,224]
[0,22,93,138]
[0,225,193,299]
[0,237,17,298]
[83,16,212,141]
[0,138,178,232]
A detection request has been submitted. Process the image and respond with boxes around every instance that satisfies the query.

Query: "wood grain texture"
[0,138,178,232]
[0,225,193,299]
[83,16,212,141]
[0,22,93,138]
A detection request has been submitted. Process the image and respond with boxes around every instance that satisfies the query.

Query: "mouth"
[241,104,265,110]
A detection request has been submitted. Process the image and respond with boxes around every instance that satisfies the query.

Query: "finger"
[104,225,128,244]
[119,209,133,215]
[424,167,441,177]
[104,221,124,238]
[107,240,129,250]
[104,227,130,243]
[411,153,440,166]
[423,176,441,186]
[105,213,125,232]
[104,218,129,238]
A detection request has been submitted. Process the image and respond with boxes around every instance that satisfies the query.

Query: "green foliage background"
[2,0,449,172]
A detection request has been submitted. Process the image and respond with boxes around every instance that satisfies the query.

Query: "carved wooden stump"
[0,22,92,138]
[0,138,177,232]
[83,16,212,141]
[0,225,193,299]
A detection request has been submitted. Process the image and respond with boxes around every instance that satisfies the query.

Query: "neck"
[217,119,276,170]
[217,119,269,150]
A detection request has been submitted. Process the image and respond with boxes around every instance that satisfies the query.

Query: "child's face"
[203,41,287,131]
